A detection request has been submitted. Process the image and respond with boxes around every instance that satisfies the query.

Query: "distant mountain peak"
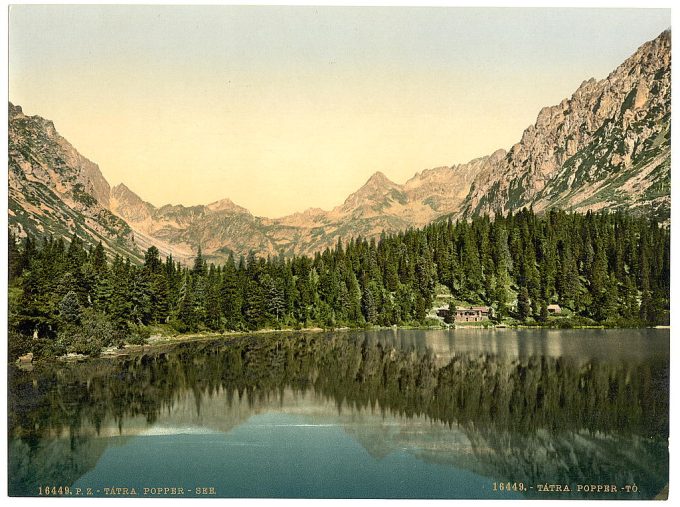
[112,183,155,206]
[355,171,401,197]
[206,197,250,214]
[365,171,394,186]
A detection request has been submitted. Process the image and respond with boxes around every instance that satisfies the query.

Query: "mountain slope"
[8,103,143,261]
[460,30,670,221]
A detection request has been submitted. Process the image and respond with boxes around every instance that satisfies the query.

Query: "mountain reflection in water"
[8,329,669,499]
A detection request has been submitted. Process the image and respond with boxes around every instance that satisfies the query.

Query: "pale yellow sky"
[9,6,670,217]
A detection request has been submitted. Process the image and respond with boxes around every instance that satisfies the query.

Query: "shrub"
[68,335,103,357]
[35,337,67,359]
[424,317,443,327]
[8,329,32,361]
[125,333,147,345]
[59,310,117,357]
[168,318,189,334]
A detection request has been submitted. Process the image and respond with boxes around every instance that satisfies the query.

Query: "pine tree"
[144,245,163,274]
[589,234,611,321]
[91,241,107,274]
[517,286,531,322]
[129,269,152,325]
[205,265,222,330]
[177,272,197,330]
[620,275,639,320]
[243,278,265,328]
[108,255,132,329]
[58,290,82,325]
[192,245,207,277]
[361,281,378,324]
[266,276,286,323]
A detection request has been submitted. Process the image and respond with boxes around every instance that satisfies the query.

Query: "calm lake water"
[8,328,669,499]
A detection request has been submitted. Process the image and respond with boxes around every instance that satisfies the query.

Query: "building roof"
[547,304,561,310]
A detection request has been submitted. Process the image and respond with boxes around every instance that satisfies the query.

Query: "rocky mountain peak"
[110,183,152,210]
[206,197,250,214]
[9,102,24,119]
[109,183,155,224]
[355,171,400,196]
[336,170,406,216]
[8,103,111,207]
[461,29,670,221]
[365,171,392,186]
[112,182,136,198]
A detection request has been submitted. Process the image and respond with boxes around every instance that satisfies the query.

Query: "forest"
[8,208,670,359]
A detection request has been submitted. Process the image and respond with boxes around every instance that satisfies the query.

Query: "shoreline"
[28,322,664,366]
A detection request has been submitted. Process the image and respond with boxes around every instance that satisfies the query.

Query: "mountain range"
[8,30,670,264]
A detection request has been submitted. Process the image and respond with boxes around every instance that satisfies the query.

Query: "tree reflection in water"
[9,331,669,498]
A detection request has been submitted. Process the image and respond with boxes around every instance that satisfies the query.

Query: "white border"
[2,2,676,507]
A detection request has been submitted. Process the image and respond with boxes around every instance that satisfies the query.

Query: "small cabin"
[454,306,492,323]
[547,304,562,315]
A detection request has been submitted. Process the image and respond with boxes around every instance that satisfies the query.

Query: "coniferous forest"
[8,208,670,359]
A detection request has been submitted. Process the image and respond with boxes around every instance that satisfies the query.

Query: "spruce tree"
[518,286,531,322]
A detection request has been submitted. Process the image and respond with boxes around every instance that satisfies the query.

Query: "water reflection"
[9,329,669,498]
[353,328,669,363]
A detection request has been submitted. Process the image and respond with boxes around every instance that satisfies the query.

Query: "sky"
[8,6,671,218]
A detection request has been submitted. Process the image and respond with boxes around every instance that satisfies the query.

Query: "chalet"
[454,306,492,323]
[547,304,562,315]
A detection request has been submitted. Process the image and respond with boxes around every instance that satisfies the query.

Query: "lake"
[8,328,669,499]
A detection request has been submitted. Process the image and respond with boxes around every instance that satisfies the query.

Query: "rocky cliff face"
[460,30,670,221]
[8,30,670,263]
[8,103,142,261]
